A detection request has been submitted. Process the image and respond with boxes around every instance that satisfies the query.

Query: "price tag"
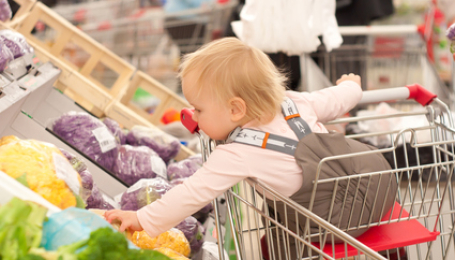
[92,127,117,153]
[53,152,81,195]
[150,155,167,179]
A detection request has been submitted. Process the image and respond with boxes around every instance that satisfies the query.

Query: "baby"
[106,38,379,257]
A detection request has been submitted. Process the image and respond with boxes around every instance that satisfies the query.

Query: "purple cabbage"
[167,154,202,181]
[119,178,171,210]
[86,184,115,210]
[0,30,33,59]
[0,0,11,22]
[102,117,127,145]
[0,41,13,72]
[112,145,168,186]
[447,23,455,41]
[79,169,94,191]
[175,216,205,255]
[126,125,180,163]
[52,112,120,172]
[59,148,88,173]
[192,202,213,223]
[79,169,93,202]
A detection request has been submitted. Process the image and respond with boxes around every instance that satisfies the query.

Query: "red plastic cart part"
[181,108,199,134]
[406,84,438,106]
[313,202,439,259]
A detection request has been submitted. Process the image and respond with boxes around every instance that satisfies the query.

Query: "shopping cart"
[51,0,238,59]
[302,25,453,108]
[182,84,455,260]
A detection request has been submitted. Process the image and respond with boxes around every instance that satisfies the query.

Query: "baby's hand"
[336,73,361,87]
[104,209,143,233]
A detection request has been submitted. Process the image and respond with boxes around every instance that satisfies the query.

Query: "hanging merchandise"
[231,0,342,55]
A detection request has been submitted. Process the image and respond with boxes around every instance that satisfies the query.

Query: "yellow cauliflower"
[155,248,190,260]
[0,136,80,209]
[0,135,20,146]
[131,229,191,257]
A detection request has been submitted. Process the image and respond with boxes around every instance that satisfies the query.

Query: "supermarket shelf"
[4,0,195,161]
[120,71,188,126]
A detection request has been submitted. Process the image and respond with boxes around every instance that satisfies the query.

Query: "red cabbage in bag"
[113,145,168,186]
[52,112,119,172]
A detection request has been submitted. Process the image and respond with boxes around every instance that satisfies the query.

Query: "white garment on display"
[231,0,343,55]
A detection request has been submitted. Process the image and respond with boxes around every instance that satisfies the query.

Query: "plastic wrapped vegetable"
[447,23,455,54]
[86,183,116,210]
[0,30,34,58]
[59,148,88,173]
[113,145,168,186]
[126,125,181,163]
[51,111,120,171]
[0,134,19,146]
[79,169,94,202]
[0,135,82,209]
[0,0,11,22]
[130,228,191,257]
[175,216,204,255]
[155,248,190,260]
[167,154,202,181]
[102,117,128,145]
[0,41,13,72]
[119,178,171,211]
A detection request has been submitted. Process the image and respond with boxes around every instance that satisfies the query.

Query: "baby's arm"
[306,73,362,123]
[136,148,246,238]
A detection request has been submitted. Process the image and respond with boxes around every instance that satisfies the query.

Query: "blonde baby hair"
[179,37,287,123]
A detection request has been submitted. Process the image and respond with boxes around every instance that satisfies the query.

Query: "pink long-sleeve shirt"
[137,81,363,237]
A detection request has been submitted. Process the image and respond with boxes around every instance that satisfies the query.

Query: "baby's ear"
[228,97,247,122]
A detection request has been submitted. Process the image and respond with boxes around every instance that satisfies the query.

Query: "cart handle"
[181,108,199,134]
[359,84,437,106]
[338,25,418,36]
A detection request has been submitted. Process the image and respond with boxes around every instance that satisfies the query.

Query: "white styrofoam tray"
[0,170,61,215]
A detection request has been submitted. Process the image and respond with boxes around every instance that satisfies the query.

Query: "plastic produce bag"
[113,145,168,186]
[51,111,120,171]
[86,183,118,210]
[40,207,134,250]
[0,40,13,72]
[102,117,128,145]
[0,29,34,58]
[126,125,181,163]
[59,148,88,173]
[79,169,93,202]
[119,178,171,210]
[175,216,204,255]
[167,154,202,181]
[0,0,11,22]
[0,135,83,209]
[130,228,191,257]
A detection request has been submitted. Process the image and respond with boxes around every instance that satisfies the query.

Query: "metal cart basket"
[302,25,452,108]
[182,85,455,260]
[52,0,238,59]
